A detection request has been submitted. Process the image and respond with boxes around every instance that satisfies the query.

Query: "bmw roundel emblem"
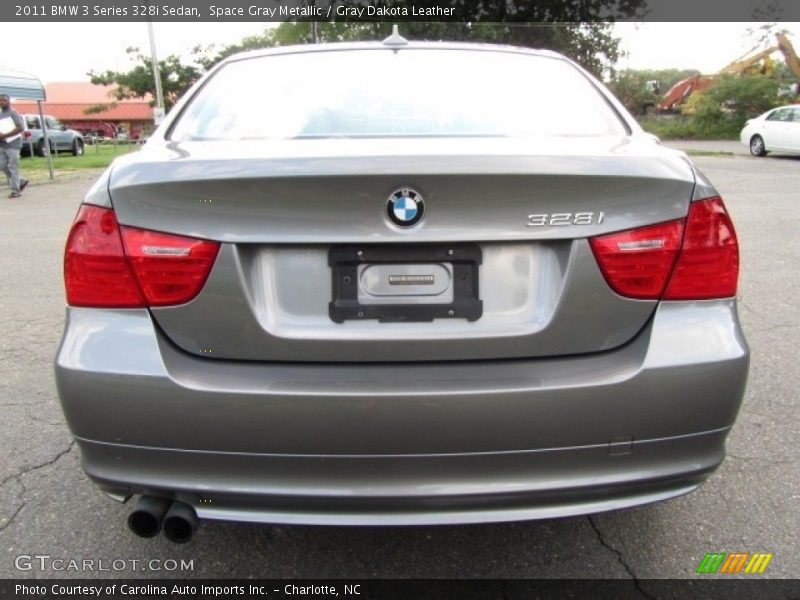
[387,187,424,227]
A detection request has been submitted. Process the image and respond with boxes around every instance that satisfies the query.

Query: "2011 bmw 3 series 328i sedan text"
[55,32,748,543]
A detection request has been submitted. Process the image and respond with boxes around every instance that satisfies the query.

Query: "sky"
[613,22,800,71]
[2,22,800,84]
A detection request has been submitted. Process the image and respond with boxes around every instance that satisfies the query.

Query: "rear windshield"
[170,48,627,141]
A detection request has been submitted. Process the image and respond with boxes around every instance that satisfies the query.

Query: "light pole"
[147,18,165,124]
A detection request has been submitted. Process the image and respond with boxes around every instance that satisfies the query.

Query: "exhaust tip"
[128,511,160,538]
[162,501,198,544]
[127,496,172,538]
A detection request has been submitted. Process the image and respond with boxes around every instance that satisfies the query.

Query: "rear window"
[170,48,627,141]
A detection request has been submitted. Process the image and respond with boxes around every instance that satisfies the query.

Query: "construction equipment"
[656,32,800,112]
[719,46,777,76]
[776,32,800,79]
[656,75,715,112]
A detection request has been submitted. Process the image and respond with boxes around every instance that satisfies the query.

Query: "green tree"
[678,75,783,137]
[89,47,202,111]
[192,21,633,79]
[266,21,627,78]
[607,71,658,115]
[90,0,647,108]
[192,30,277,71]
[692,74,782,119]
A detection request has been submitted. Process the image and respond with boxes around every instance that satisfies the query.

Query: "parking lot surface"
[0,152,797,583]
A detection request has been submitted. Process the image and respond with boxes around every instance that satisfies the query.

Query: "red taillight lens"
[64,205,145,307]
[664,197,739,299]
[589,220,684,299]
[23,131,31,139]
[589,196,739,301]
[64,205,219,308]
[120,226,219,306]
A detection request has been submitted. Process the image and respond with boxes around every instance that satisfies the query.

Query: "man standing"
[0,94,29,198]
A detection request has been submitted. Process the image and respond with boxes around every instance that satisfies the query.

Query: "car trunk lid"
[108,136,695,362]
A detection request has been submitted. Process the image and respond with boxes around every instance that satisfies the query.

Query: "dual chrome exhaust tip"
[127,496,198,543]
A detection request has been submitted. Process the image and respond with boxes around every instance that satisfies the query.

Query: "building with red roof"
[14,82,154,138]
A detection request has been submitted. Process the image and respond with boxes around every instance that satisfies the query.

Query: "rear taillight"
[64,205,219,308]
[120,226,220,306]
[589,220,684,299]
[64,205,145,307]
[589,196,739,301]
[664,197,739,300]
[23,131,31,139]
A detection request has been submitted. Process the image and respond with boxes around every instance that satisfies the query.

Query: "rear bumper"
[55,300,749,524]
[78,431,721,525]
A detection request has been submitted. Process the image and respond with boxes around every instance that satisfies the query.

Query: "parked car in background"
[73,124,144,145]
[21,114,84,157]
[740,104,800,156]
[70,121,118,141]
[82,133,102,145]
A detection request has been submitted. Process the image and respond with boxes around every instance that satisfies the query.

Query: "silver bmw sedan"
[55,34,748,543]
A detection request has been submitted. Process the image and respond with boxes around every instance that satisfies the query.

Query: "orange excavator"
[656,75,715,113]
[656,32,800,113]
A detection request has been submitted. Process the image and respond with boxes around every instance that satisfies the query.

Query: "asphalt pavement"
[0,151,797,585]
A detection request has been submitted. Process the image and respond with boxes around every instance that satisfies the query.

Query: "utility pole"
[147,18,166,125]
[308,0,319,43]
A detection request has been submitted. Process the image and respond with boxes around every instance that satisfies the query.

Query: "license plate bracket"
[329,244,483,323]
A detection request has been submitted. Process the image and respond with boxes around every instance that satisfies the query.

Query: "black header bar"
[4,0,800,22]
[3,579,800,600]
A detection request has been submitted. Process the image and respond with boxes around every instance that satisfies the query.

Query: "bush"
[694,75,783,120]
[637,116,744,140]
[637,75,784,139]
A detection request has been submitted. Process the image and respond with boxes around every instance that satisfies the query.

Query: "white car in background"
[740,104,800,156]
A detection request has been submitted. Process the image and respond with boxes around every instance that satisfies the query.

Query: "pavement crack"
[718,488,733,511]
[737,298,757,316]
[727,452,797,465]
[0,501,26,533]
[0,478,26,533]
[587,515,655,600]
[18,439,77,479]
[748,323,800,334]
[23,407,64,428]
[0,440,76,534]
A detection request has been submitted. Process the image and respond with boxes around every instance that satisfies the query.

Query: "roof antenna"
[382,24,409,48]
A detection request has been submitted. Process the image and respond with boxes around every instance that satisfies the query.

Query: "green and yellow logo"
[696,552,773,574]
